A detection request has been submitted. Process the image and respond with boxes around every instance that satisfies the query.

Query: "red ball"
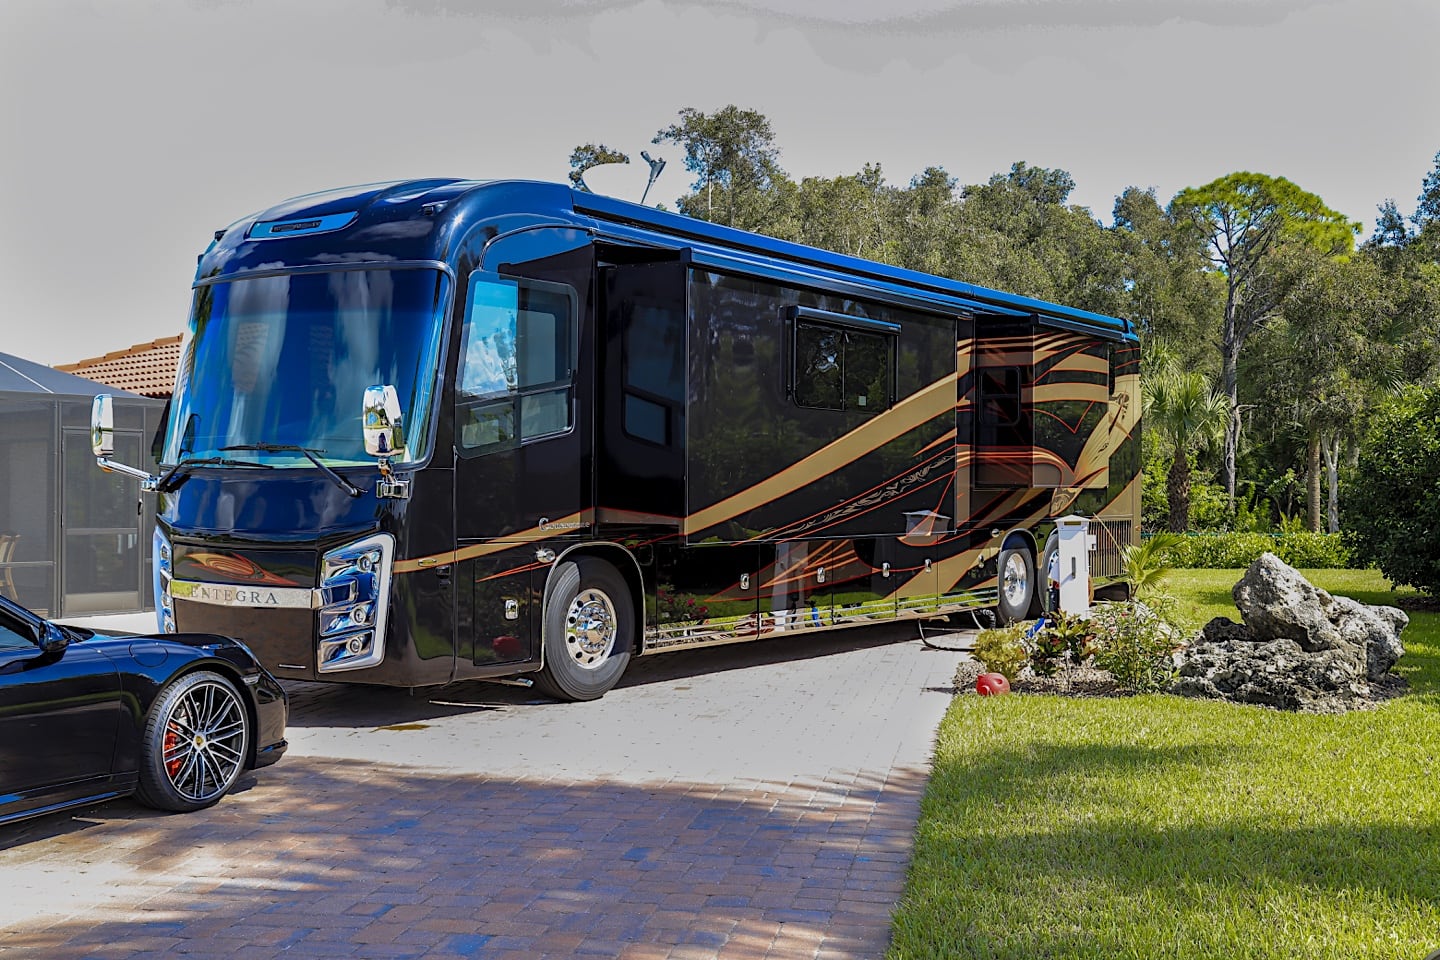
[975,672,1011,696]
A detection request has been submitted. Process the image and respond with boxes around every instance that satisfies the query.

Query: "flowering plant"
[1087,599,1185,693]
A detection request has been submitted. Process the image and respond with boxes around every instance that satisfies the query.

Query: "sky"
[2,0,1436,366]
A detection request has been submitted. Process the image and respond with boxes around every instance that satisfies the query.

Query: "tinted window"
[794,321,892,415]
[0,610,34,651]
[980,367,1021,427]
[167,269,449,467]
[457,275,575,455]
[623,303,684,445]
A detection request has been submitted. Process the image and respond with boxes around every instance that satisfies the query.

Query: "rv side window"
[456,274,576,455]
[979,367,1021,428]
[793,320,893,415]
[623,304,684,446]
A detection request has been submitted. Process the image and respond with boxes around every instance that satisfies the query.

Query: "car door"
[0,612,123,820]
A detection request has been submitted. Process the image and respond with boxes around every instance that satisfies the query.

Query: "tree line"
[570,105,1440,541]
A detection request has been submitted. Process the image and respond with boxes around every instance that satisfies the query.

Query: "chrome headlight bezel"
[317,533,394,673]
[153,527,176,633]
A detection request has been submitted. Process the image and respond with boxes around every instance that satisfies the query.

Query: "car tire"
[534,557,633,702]
[996,545,1035,625]
[136,670,251,812]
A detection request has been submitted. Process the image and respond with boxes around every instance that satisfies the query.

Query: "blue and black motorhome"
[93,179,1140,700]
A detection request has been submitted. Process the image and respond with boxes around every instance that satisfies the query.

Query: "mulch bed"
[954,660,1133,700]
[953,659,1411,713]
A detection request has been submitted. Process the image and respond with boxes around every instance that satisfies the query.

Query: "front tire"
[996,545,1035,625]
[136,670,251,812]
[535,557,634,702]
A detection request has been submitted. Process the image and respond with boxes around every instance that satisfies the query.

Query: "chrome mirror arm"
[374,454,410,500]
[94,457,160,492]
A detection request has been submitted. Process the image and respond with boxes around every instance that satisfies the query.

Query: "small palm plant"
[1122,532,1181,599]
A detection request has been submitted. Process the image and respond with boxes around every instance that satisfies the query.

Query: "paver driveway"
[1,621,971,959]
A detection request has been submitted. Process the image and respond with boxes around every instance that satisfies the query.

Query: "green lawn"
[888,570,1440,960]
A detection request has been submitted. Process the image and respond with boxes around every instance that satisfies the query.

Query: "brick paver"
[1,622,971,958]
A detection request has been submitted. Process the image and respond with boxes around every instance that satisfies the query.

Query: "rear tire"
[996,545,1035,625]
[136,670,251,812]
[534,557,633,702]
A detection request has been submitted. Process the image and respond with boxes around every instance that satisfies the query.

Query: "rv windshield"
[163,268,450,468]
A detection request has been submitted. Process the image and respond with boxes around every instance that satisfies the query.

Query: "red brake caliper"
[164,721,183,777]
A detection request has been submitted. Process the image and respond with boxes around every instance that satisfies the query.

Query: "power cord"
[918,608,994,651]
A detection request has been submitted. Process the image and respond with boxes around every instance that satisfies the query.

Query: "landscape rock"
[1173,637,1366,711]
[1198,616,1257,645]
[1233,553,1344,653]
[1324,593,1408,681]
[1174,553,1407,711]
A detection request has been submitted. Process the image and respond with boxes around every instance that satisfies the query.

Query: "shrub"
[1164,532,1351,569]
[1274,532,1352,568]
[972,624,1029,680]
[1026,623,1069,677]
[1345,385,1440,593]
[1087,600,1184,693]
[1027,611,1097,676]
[1168,532,1274,568]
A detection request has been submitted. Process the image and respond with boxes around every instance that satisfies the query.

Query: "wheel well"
[1001,528,1038,559]
[545,543,645,655]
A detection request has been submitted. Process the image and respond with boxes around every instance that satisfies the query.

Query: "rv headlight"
[153,527,174,633]
[317,534,393,673]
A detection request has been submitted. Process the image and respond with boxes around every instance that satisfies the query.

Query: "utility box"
[1055,515,1093,615]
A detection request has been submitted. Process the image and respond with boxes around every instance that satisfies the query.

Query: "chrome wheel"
[565,587,618,670]
[537,558,634,702]
[1002,552,1030,610]
[160,678,247,804]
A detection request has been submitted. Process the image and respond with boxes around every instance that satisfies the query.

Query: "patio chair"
[0,533,17,601]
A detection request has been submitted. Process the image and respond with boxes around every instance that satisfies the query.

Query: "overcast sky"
[2,0,1436,366]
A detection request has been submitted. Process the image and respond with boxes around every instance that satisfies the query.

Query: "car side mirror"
[362,385,406,459]
[39,622,69,656]
[91,395,114,457]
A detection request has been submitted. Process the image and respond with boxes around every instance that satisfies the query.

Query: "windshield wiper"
[221,444,364,498]
[157,455,274,492]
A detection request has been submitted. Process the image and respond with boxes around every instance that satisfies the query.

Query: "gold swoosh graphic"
[393,509,592,574]
[683,372,958,536]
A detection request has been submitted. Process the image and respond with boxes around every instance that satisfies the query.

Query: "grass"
[888,569,1440,960]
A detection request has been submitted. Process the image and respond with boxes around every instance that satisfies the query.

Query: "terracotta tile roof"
[55,336,182,398]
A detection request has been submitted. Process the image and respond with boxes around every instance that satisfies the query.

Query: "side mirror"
[90,394,160,491]
[39,622,69,656]
[362,385,406,459]
[91,395,114,457]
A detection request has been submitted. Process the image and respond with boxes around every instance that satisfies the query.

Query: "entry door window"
[456,274,577,455]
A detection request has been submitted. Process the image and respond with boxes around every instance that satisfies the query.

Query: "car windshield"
[163,268,449,467]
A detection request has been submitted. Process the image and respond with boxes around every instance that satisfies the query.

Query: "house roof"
[55,336,181,398]
[0,351,135,396]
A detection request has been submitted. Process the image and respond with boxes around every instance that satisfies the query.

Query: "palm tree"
[1143,368,1229,532]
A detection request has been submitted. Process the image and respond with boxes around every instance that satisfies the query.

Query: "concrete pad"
[1,619,974,959]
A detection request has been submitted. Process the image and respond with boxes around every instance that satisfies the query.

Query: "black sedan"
[0,593,287,825]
